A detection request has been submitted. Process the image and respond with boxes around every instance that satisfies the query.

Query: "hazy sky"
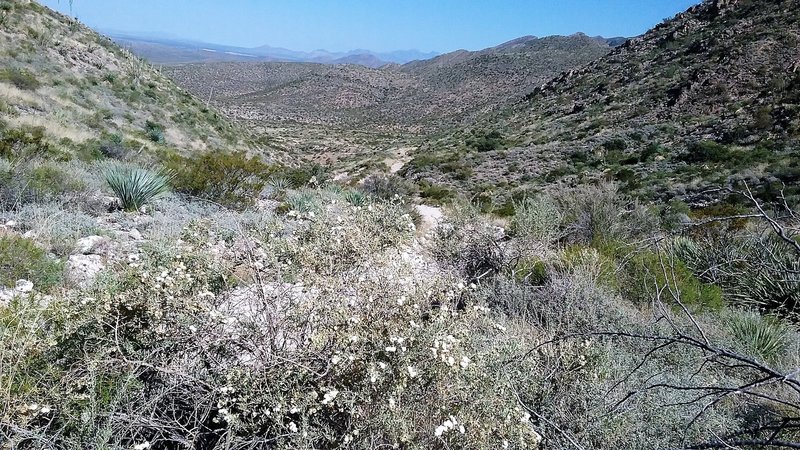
[41,0,700,53]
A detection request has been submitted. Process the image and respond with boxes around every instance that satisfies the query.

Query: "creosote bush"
[0,234,63,290]
[165,150,271,209]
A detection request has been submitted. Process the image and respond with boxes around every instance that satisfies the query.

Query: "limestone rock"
[15,279,34,293]
[75,235,109,255]
[67,255,105,287]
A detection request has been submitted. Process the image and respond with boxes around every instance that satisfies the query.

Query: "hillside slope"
[165,34,614,133]
[406,0,800,205]
[0,0,275,159]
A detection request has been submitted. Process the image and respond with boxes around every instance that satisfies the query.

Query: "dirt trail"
[385,146,416,174]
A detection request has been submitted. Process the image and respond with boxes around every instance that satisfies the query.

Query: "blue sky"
[41,0,700,53]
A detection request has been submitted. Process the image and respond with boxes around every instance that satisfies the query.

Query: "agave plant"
[103,164,171,211]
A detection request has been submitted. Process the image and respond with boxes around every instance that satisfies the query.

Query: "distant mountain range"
[106,31,627,68]
[105,31,440,67]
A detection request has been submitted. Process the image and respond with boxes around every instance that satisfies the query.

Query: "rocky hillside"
[406,0,800,206]
[165,34,615,133]
[0,0,278,160]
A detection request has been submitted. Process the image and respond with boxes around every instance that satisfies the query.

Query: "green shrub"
[511,196,562,244]
[284,190,319,214]
[361,173,414,200]
[343,189,367,207]
[103,164,171,211]
[0,235,63,291]
[166,151,270,209]
[467,130,505,152]
[623,249,723,310]
[680,140,731,163]
[0,126,55,160]
[0,68,40,91]
[418,182,454,205]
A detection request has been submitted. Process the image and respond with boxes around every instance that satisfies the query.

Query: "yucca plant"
[285,190,318,214]
[343,189,367,207]
[726,310,789,363]
[264,176,291,199]
[103,164,171,211]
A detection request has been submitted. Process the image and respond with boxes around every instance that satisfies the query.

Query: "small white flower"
[331,354,342,365]
[435,425,447,437]
[407,366,419,378]
[385,346,397,353]
[502,440,509,449]
[321,389,339,405]
[288,421,298,433]
[39,406,52,414]
[133,443,151,450]
[459,424,466,434]
[460,356,471,368]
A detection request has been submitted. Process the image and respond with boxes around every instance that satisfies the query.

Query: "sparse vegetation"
[0,234,63,290]
[2,1,800,449]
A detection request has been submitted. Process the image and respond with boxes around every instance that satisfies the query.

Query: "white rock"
[128,228,143,241]
[15,279,34,293]
[67,255,105,287]
[75,235,107,255]
[0,288,16,305]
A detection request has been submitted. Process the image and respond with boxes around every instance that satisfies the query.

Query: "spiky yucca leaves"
[103,164,171,211]
[726,310,790,363]
[285,190,318,214]
[675,233,800,318]
[343,189,368,207]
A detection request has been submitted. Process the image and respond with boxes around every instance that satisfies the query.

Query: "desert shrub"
[680,140,731,163]
[361,173,414,200]
[12,203,101,256]
[467,129,505,152]
[262,176,291,200]
[0,67,40,91]
[284,198,414,274]
[0,235,63,290]
[103,164,171,211]
[622,248,724,310]
[676,231,800,318]
[510,196,562,245]
[725,310,790,363]
[554,183,658,245]
[434,202,506,281]
[418,181,454,205]
[0,161,88,208]
[0,126,56,160]
[166,151,270,209]
[284,189,319,214]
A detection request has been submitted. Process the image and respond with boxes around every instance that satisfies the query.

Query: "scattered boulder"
[75,235,109,255]
[15,279,34,293]
[67,254,105,287]
[128,228,143,241]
